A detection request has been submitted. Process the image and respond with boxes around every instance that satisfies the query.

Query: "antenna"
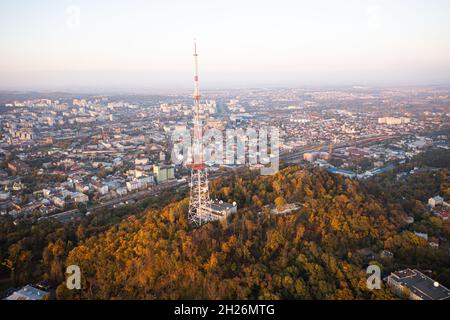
[188,41,217,226]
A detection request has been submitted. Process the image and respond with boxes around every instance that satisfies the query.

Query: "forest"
[1,150,449,299]
[53,165,449,299]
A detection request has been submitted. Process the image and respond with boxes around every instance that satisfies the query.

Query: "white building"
[0,192,11,201]
[96,185,109,195]
[138,176,154,186]
[209,200,237,220]
[5,285,50,300]
[378,117,410,125]
[135,158,149,165]
[113,157,123,168]
[429,196,444,208]
[52,197,65,208]
[42,189,51,198]
[386,269,450,300]
[73,192,89,204]
[414,231,429,241]
[116,187,128,196]
[126,180,142,192]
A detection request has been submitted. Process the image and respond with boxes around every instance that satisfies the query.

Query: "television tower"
[188,41,214,226]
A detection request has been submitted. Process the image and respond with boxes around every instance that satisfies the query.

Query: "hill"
[55,166,422,299]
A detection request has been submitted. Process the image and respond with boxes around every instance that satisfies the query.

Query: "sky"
[1,0,450,92]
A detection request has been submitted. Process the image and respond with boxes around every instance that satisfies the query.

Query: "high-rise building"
[153,164,174,184]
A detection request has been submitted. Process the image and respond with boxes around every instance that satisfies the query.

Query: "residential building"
[5,285,50,300]
[126,180,142,192]
[52,197,65,208]
[429,196,444,208]
[209,200,237,220]
[153,164,175,183]
[73,192,89,204]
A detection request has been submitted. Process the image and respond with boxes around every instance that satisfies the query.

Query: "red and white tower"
[188,41,214,226]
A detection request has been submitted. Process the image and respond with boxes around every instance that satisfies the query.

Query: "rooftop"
[326,167,356,176]
[390,269,450,300]
[211,201,235,211]
[5,285,49,300]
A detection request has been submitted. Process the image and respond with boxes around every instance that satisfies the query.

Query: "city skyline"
[1,0,450,91]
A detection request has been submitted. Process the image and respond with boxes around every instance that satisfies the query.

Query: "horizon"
[2,83,450,97]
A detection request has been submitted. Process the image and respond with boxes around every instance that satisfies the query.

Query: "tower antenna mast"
[188,41,215,226]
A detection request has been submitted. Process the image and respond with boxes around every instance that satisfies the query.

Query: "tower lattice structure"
[188,42,215,226]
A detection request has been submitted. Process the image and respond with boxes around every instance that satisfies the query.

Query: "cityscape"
[0,0,449,312]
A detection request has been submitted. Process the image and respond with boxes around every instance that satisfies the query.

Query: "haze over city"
[1,0,450,92]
